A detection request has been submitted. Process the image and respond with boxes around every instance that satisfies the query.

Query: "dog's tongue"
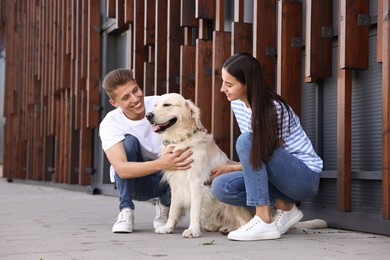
[151,124,161,132]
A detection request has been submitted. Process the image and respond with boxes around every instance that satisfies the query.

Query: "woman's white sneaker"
[227,215,281,241]
[112,208,134,233]
[273,204,303,235]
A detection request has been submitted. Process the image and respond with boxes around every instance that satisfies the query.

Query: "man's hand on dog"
[159,146,193,171]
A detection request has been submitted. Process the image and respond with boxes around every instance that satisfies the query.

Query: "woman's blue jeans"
[114,134,170,211]
[211,132,321,207]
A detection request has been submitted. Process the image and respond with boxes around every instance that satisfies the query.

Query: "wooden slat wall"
[277,0,302,116]
[2,0,100,185]
[305,0,333,82]
[211,0,232,156]
[0,0,389,223]
[253,0,277,90]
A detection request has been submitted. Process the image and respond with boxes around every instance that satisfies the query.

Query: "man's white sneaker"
[153,201,169,229]
[227,215,281,241]
[273,204,303,235]
[112,208,134,233]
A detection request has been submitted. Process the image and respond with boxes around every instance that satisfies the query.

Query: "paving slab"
[0,178,389,260]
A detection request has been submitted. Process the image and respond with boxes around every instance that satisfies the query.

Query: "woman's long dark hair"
[223,53,292,170]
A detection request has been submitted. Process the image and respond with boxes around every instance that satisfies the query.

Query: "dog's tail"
[292,219,328,230]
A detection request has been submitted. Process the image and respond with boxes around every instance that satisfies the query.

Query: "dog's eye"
[163,104,171,107]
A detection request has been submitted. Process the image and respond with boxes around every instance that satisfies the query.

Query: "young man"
[99,68,193,233]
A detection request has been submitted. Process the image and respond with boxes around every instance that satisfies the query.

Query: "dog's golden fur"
[147,93,327,238]
[147,93,252,238]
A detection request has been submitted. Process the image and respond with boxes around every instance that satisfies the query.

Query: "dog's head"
[146,93,203,142]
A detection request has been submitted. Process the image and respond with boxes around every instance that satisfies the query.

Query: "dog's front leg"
[155,189,181,234]
[182,181,203,238]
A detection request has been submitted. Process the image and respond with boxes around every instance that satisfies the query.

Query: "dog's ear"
[186,99,204,130]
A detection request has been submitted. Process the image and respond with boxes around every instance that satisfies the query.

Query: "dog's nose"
[146,112,154,122]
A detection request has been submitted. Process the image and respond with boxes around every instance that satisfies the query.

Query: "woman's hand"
[158,146,193,171]
[208,162,242,185]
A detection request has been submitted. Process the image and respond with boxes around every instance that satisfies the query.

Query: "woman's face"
[221,68,249,107]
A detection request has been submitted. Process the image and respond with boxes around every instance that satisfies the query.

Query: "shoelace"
[156,204,169,219]
[239,217,261,231]
[273,209,284,222]
[117,210,132,222]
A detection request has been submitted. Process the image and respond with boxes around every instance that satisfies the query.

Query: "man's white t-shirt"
[99,96,162,182]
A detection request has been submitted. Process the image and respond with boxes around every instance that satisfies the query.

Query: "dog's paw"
[203,223,221,232]
[182,228,201,238]
[155,225,174,234]
[218,226,233,236]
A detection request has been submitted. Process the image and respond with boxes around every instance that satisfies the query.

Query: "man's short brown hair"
[102,68,135,99]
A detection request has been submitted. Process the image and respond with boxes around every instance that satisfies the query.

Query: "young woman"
[210,53,323,241]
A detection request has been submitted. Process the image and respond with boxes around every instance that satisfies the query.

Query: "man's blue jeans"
[114,134,170,211]
[211,132,321,207]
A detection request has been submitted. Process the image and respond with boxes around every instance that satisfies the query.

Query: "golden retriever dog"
[146,93,253,238]
[146,93,327,238]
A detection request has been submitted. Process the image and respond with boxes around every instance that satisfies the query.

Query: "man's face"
[109,80,145,120]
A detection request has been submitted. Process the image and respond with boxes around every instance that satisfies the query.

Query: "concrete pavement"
[0,178,389,260]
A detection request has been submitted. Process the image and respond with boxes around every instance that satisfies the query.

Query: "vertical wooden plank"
[211,0,231,156]
[378,0,383,63]
[339,0,369,69]
[80,0,88,78]
[143,0,155,94]
[181,0,197,27]
[195,39,213,132]
[305,0,333,82]
[231,22,253,54]
[180,45,196,100]
[144,0,155,46]
[115,0,129,30]
[234,0,244,22]
[212,31,232,156]
[47,0,55,136]
[64,90,71,184]
[154,0,167,94]
[253,0,277,90]
[79,90,93,185]
[337,0,352,212]
[337,72,352,212]
[180,0,196,100]
[381,0,390,219]
[277,0,302,116]
[87,0,101,128]
[2,0,14,179]
[166,0,184,93]
[195,0,215,19]
[133,0,146,90]
[74,0,83,130]
[124,0,134,24]
[144,61,155,95]
[107,0,116,18]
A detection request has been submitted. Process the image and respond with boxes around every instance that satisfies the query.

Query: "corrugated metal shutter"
[301,31,383,213]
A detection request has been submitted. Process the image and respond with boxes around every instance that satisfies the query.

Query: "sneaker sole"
[112,228,133,233]
[112,224,134,233]
[228,231,281,241]
[280,210,304,235]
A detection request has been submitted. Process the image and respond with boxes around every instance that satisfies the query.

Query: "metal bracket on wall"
[85,167,95,174]
[358,13,371,27]
[291,37,303,48]
[265,46,276,56]
[93,104,102,111]
[321,26,334,38]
